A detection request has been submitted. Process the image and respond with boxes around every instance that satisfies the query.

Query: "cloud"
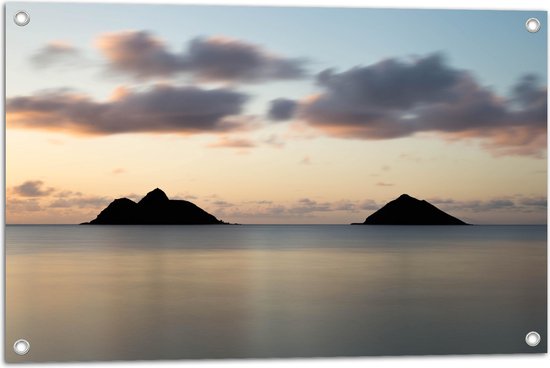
[399,152,425,163]
[428,196,545,213]
[7,85,251,135]
[288,198,332,214]
[205,196,379,220]
[284,198,383,214]
[112,168,126,174]
[205,196,387,224]
[298,54,547,157]
[123,193,142,202]
[268,98,298,121]
[12,180,55,197]
[96,31,182,79]
[332,200,357,211]
[300,155,312,165]
[49,196,111,209]
[95,31,307,82]
[9,181,110,209]
[53,190,83,198]
[262,198,373,215]
[263,134,285,148]
[6,181,115,224]
[376,182,394,187]
[519,197,547,208]
[207,136,256,148]
[211,200,235,208]
[359,199,380,211]
[7,198,42,212]
[182,36,307,83]
[253,200,273,205]
[30,41,80,67]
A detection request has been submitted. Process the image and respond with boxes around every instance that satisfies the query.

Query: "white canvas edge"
[1,0,548,367]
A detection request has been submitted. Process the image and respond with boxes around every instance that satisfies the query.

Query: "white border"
[2,0,549,11]
[1,0,548,367]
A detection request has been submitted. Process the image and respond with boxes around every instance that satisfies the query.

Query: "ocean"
[5,225,547,362]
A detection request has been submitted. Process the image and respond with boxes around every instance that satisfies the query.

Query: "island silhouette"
[82,188,226,225]
[82,190,467,226]
[352,194,468,225]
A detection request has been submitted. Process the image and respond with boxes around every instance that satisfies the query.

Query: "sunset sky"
[5,3,547,224]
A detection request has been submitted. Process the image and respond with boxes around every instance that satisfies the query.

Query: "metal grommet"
[525,331,541,347]
[13,339,30,355]
[14,11,30,26]
[525,18,541,33]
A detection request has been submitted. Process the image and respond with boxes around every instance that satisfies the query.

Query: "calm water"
[5,225,547,362]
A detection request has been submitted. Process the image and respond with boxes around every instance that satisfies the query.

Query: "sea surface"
[4,225,547,362]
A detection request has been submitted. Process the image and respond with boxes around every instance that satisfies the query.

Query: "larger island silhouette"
[352,194,468,225]
[82,188,226,225]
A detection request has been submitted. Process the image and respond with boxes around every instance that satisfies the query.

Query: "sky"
[5,2,548,224]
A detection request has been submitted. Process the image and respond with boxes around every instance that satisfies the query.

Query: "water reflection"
[5,225,547,362]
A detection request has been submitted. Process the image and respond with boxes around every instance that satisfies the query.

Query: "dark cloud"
[511,75,547,115]
[12,180,55,197]
[183,36,307,82]
[299,53,547,157]
[268,98,298,121]
[96,31,307,82]
[317,53,459,111]
[7,85,251,135]
[96,31,182,79]
[31,41,80,67]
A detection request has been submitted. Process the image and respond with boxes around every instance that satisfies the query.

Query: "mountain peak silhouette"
[82,188,226,225]
[352,194,468,225]
[138,188,169,206]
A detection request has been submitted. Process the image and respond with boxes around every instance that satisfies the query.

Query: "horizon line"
[5,223,548,226]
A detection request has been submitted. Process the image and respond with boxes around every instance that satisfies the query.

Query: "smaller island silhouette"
[82,188,226,225]
[352,194,468,225]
